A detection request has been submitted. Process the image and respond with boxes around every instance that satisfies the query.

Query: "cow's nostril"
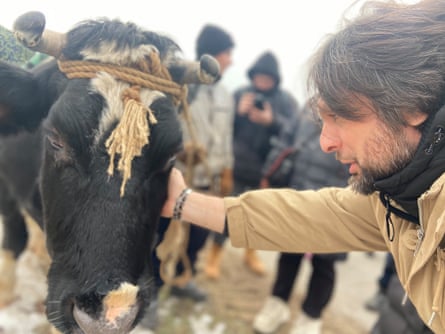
[73,282,140,334]
[73,306,96,333]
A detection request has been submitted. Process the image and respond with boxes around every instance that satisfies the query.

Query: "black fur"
[0,17,183,334]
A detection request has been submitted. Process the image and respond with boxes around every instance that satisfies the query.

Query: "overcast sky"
[0,0,417,102]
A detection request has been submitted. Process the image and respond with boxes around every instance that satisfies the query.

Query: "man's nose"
[319,129,340,153]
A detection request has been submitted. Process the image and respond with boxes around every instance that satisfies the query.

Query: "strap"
[156,219,193,286]
[264,146,297,179]
[379,192,419,242]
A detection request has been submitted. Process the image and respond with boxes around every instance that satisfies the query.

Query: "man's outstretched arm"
[161,168,226,233]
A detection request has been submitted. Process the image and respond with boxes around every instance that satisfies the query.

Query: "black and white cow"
[0,11,219,334]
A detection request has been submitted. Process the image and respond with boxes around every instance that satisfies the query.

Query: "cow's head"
[2,11,219,334]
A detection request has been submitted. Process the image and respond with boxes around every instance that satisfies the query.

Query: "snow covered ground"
[0,222,382,334]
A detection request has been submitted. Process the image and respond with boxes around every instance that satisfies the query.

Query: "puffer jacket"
[262,113,348,190]
[224,172,445,333]
[289,117,348,190]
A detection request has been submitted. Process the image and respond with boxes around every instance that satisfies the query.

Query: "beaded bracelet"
[172,188,192,221]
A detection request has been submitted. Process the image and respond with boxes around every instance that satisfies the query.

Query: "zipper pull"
[414,227,424,257]
[428,311,436,327]
[401,292,408,306]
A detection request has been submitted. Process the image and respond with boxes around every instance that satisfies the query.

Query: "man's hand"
[161,168,227,234]
[161,168,187,218]
[237,92,273,126]
[237,92,255,115]
[248,101,273,126]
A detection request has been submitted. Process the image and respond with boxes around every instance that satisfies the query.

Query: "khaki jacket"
[224,172,445,333]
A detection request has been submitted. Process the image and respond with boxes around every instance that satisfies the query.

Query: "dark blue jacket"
[263,112,349,190]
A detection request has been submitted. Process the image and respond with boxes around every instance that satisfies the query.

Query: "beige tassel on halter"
[105,85,158,196]
[58,54,187,196]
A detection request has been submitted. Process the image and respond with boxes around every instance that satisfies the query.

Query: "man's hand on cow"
[161,167,226,234]
[161,168,188,218]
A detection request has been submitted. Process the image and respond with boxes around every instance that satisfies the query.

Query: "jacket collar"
[374,105,445,218]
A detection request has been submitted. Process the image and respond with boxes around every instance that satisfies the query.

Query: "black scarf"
[374,105,445,232]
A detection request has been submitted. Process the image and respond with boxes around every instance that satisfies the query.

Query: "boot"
[244,248,266,276]
[204,243,223,279]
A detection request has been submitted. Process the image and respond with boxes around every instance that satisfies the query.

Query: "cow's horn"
[13,11,66,58]
[173,55,220,85]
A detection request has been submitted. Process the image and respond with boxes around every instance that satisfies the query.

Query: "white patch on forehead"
[163,48,183,67]
[91,72,165,144]
[81,42,161,65]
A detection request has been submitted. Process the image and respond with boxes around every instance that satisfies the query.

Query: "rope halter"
[58,52,189,196]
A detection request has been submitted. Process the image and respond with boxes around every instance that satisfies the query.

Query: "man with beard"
[161,0,445,332]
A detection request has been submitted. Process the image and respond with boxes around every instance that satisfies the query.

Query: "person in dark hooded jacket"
[232,51,299,186]
[204,51,300,278]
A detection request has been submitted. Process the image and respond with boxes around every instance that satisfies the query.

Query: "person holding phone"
[204,50,300,278]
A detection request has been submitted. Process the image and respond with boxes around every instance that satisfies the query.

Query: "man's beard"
[348,126,418,195]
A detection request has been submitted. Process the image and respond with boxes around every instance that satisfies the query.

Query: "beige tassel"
[105,86,157,196]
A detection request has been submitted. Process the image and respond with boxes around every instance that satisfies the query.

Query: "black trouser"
[272,252,336,318]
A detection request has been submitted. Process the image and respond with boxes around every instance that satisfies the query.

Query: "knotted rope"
[57,53,193,286]
[58,53,188,196]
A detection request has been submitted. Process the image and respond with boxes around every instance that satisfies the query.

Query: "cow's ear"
[0,61,46,135]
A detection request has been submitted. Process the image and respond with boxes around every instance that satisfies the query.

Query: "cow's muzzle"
[73,282,139,334]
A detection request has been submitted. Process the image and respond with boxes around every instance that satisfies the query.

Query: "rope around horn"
[58,55,188,196]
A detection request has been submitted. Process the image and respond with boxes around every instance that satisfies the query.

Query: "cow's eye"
[46,132,64,151]
[48,136,64,151]
[45,129,73,164]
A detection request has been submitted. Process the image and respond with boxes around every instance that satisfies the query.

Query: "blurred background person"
[173,22,236,295]
[253,108,349,334]
[204,50,300,279]
[142,23,235,330]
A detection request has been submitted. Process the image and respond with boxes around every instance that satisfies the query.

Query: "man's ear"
[405,111,428,127]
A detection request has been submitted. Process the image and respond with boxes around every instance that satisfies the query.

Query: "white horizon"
[0,0,419,103]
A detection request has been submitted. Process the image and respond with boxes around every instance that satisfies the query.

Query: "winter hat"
[196,24,234,59]
[247,51,281,86]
